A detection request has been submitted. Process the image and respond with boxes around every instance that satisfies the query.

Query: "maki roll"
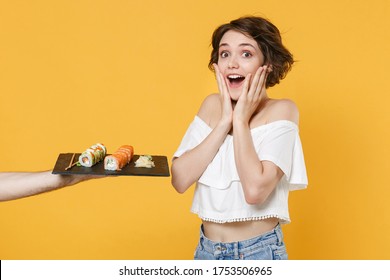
[104,145,134,171]
[79,143,107,167]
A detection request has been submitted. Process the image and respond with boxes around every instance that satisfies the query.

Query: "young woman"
[171,16,308,260]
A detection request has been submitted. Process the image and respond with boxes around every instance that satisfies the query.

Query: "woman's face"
[217,30,265,100]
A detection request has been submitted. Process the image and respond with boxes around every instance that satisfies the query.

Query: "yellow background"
[1,0,389,259]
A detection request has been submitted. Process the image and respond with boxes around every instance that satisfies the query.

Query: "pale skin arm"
[171,65,234,194]
[0,171,99,202]
[170,108,231,194]
[233,105,298,205]
[233,122,284,205]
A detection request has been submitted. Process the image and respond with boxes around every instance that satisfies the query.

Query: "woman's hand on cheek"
[234,66,268,125]
[214,63,233,127]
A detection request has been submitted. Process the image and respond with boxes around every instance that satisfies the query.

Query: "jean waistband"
[199,223,283,256]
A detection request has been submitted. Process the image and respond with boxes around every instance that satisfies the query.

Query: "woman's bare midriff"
[202,217,279,243]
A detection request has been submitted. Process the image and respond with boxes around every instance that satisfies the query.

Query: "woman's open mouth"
[227,74,245,88]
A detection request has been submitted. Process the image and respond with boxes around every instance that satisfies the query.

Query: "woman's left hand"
[233,65,269,124]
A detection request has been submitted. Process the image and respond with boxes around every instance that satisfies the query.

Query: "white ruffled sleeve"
[173,116,212,159]
[255,121,308,191]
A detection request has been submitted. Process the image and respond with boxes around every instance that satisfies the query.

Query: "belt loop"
[199,225,205,251]
[234,242,239,260]
[275,223,283,245]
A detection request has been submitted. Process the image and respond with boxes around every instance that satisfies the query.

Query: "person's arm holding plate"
[0,171,99,202]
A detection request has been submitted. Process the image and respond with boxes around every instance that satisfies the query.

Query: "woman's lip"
[227,78,245,89]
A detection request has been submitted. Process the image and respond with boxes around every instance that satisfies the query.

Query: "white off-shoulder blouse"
[173,116,308,224]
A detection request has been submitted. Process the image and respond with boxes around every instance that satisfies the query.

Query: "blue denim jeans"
[194,223,288,260]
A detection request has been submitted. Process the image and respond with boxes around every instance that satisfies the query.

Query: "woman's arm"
[233,100,299,205]
[171,64,236,194]
[232,66,298,204]
[171,96,231,193]
[233,122,284,205]
[0,171,99,202]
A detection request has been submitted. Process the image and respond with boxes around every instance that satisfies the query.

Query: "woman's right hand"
[213,63,233,130]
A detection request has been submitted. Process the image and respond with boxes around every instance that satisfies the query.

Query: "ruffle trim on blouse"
[193,212,290,224]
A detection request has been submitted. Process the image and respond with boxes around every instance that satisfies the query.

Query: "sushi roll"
[104,145,134,171]
[79,143,107,167]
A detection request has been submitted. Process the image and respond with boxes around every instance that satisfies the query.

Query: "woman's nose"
[228,55,239,69]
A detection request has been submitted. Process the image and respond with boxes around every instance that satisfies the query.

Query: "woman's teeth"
[228,75,245,84]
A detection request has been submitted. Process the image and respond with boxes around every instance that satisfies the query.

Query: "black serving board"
[52,153,170,177]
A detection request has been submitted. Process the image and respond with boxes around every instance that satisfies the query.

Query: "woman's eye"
[220,51,229,58]
[242,52,252,58]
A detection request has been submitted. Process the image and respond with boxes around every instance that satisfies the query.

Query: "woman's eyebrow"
[219,43,229,48]
[219,42,256,49]
[239,43,256,49]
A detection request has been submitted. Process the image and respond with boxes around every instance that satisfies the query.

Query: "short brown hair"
[209,16,294,88]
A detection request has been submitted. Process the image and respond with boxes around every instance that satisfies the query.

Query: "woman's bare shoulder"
[266,98,299,124]
[197,94,221,126]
